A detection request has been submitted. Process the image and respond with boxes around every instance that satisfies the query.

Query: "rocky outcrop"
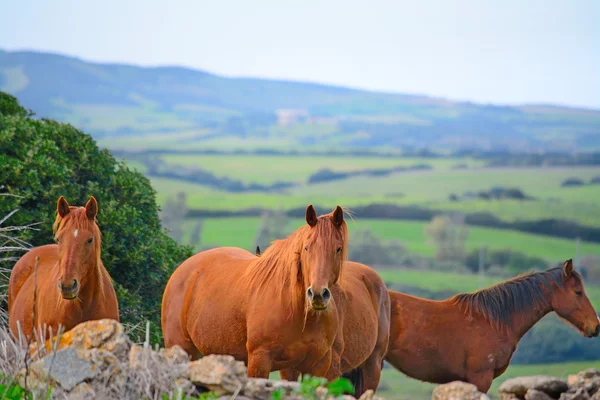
[495,370,600,400]
[499,376,569,399]
[15,319,381,400]
[432,381,490,400]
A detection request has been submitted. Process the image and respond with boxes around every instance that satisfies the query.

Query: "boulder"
[559,387,590,400]
[499,376,569,398]
[243,377,301,399]
[30,318,131,362]
[525,389,554,400]
[432,381,490,400]
[17,346,99,391]
[66,383,96,400]
[568,369,600,397]
[188,354,248,395]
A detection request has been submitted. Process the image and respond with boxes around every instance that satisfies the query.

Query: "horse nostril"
[322,288,331,301]
[307,287,314,300]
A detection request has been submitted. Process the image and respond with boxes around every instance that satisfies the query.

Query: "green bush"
[0,91,193,343]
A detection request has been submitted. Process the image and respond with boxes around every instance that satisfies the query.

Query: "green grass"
[375,361,597,400]
[184,217,600,263]
[159,154,481,185]
[149,164,600,226]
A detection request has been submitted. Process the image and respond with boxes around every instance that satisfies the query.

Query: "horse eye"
[87,237,94,244]
[575,290,583,296]
[304,247,308,252]
[336,247,342,254]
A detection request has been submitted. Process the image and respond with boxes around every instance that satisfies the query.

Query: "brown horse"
[276,261,391,396]
[255,243,390,396]
[8,196,119,340]
[385,260,600,393]
[162,205,348,378]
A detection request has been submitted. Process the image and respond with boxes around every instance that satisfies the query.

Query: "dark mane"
[451,267,580,330]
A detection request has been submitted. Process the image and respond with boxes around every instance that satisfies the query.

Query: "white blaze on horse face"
[74,229,78,238]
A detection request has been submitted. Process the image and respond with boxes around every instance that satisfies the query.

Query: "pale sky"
[1,0,599,108]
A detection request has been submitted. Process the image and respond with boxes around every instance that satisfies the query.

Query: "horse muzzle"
[307,286,331,311]
[585,324,600,338]
[58,279,79,300]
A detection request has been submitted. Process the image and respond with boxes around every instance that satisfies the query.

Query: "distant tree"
[188,220,203,248]
[159,192,188,243]
[349,228,409,267]
[254,208,290,251]
[424,215,469,262]
[561,177,585,187]
[0,91,193,343]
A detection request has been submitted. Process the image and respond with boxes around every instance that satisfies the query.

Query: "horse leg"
[247,349,273,378]
[310,350,333,378]
[280,369,301,381]
[466,369,494,394]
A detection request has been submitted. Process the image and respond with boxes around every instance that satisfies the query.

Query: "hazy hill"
[1,49,599,151]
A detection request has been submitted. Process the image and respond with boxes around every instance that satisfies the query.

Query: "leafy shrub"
[0,91,193,343]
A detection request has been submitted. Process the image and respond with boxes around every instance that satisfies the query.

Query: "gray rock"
[359,389,385,400]
[560,387,591,400]
[17,346,99,391]
[67,383,96,400]
[432,381,490,400]
[525,389,554,400]
[243,377,301,399]
[499,376,569,397]
[569,376,600,397]
[188,355,247,395]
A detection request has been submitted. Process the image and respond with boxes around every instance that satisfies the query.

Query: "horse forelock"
[451,267,568,331]
[52,207,104,292]
[244,211,349,313]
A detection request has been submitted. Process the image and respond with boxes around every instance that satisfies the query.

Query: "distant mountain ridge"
[1,49,599,151]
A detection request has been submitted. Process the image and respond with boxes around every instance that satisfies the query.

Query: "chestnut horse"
[162,205,348,378]
[8,196,119,340]
[279,261,391,396]
[255,245,391,396]
[385,260,600,393]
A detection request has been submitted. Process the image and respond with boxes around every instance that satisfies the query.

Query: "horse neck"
[508,295,553,342]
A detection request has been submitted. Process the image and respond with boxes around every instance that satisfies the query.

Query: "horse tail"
[342,367,364,397]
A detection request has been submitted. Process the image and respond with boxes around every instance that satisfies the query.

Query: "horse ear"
[85,196,98,220]
[563,259,574,278]
[306,205,318,227]
[256,246,261,256]
[57,196,70,218]
[332,205,344,228]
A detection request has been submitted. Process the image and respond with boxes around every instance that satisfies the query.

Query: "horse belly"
[187,288,249,361]
[340,296,378,370]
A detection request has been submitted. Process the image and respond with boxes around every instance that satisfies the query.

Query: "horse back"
[8,244,58,312]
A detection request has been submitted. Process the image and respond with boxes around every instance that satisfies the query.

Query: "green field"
[183,217,600,263]
[145,160,600,226]
[158,154,484,184]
